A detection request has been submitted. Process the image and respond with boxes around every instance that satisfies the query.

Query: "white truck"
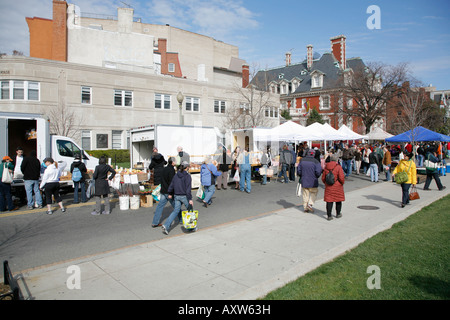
[129,124,223,187]
[0,112,98,188]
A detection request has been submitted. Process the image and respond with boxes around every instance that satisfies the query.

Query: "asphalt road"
[0,172,379,272]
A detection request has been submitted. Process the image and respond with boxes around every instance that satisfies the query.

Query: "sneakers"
[61,207,66,213]
[439,186,446,191]
[47,210,53,215]
[327,216,333,221]
[304,205,314,213]
[336,214,342,218]
[161,225,169,235]
[27,206,34,210]
[91,211,101,215]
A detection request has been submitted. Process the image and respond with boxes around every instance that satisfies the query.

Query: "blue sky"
[1,0,449,89]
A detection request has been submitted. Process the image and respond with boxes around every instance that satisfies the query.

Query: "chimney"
[330,35,346,70]
[242,64,249,88]
[52,0,68,61]
[118,7,134,33]
[306,44,313,70]
[285,52,291,66]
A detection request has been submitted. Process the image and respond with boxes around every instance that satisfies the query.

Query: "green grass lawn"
[262,195,450,300]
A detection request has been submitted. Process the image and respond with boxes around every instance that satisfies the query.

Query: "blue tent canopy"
[385,126,450,142]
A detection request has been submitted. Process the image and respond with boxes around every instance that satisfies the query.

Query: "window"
[81,86,92,104]
[0,80,40,101]
[114,89,133,107]
[28,82,39,101]
[265,107,279,118]
[56,139,82,158]
[240,103,249,115]
[214,100,226,113]
[112,130,122,149]
[155,93,171,109]
[185,96,200,112]
[320,95,330,110]
[13,81,24,99]
[81,130,91,150]
[168,63,175,73]
[1,81,9,99]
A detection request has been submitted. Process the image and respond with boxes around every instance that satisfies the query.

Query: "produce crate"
[140,194,153,207]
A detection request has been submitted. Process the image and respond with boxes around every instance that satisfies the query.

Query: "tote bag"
[2,163,13,183]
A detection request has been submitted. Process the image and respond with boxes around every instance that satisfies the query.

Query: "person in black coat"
[152,157,176,227]
[91,156,116,215]
[149,147,167,186]
[70,153,88,204]
[21,150,43,209]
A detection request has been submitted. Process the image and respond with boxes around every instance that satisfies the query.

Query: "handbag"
[182,204,198,231]
[395,161,412,184]
[2,163,13,183]
[409,186,420,200]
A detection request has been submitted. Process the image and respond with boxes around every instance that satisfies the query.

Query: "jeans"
[163,195,189,231]
[417,154,424,167]
[0,181,14,211]
[370,164,378,182]
[278,163,289,183]
[262,165,268,185]
[342,159,352,177]
[152,193,174,225]
[239,164,251,192]
[401,183,411,205]
[73,181,86,203]
[203,184,215,204]
[424,171,444,190]
[385,165,391,181]
[24,179,43,207]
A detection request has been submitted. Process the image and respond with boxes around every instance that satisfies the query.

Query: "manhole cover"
[357,205,380,210]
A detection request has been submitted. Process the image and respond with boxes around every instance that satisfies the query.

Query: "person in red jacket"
[322,153,345,221]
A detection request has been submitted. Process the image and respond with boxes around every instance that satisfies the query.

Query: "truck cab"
[52,135,98,171]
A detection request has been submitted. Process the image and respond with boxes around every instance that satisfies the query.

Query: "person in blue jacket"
[200,156,222,207]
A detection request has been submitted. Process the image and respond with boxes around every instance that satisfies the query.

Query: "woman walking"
[322,154,345,221]
[39,157,66,215]
[91,156,116,215]
[423,148,446,191]
[392,152,417,208]
[162,161,193,235]
[231,146,241,190]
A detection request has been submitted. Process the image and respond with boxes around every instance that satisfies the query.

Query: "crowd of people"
[1,141,448,232]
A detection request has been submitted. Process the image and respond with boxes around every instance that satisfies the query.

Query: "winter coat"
[297,155,322,188]
[149,153,167,185]
[93,164,116,196]
[392,159,417,184]
[160,165,176,194]
[280,149,293,165]
[70,160,88,182]
[168,170,192,201]
[382,151,392,166]
[200,163,222,187]
[20,151,41,180]
[322,161,345,203]
[39,163,63,189]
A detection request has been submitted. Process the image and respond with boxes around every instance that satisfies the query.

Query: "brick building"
[251,35,379,135]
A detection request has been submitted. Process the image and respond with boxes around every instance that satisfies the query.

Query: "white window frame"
[185,96,200,112]
[320,95,331,110]
[155,93,171,110]
[311,74,323,89]
[81,130,92,150]
[0,80,40,101]
[114,89,133,107]
[265,107,279,118]
[168,63,175,73]
[214,100,226,114]
[112,130,123,149]
[81,86,92,105]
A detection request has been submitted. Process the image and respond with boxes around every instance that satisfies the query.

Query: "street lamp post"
[177,91,184,125]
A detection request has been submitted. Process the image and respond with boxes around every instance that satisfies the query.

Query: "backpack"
[72,167,82,182]
[395,160,412,184]
[325,167,336,185]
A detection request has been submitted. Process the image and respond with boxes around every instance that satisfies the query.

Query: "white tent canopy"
[366,127,394,140]
[337,124,368,140]
[255,120,323,141]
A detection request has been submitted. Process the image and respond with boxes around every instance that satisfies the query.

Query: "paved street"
[1,172,374,272]
[1,171,449,300]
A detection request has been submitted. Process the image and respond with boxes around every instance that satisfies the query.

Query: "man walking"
[20,150,43,209]
[297,149,323,213]
[341,144,353,177]
[278,145,292,183]
[152,157,176,227]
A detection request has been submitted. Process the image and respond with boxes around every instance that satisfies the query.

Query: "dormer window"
[310,70,324,89]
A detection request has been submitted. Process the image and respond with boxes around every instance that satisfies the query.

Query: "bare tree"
[47,102,84,139]
[338,61,409,133]
[223,63,277,129]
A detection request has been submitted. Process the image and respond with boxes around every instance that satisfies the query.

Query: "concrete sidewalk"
[16,174,449,300]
